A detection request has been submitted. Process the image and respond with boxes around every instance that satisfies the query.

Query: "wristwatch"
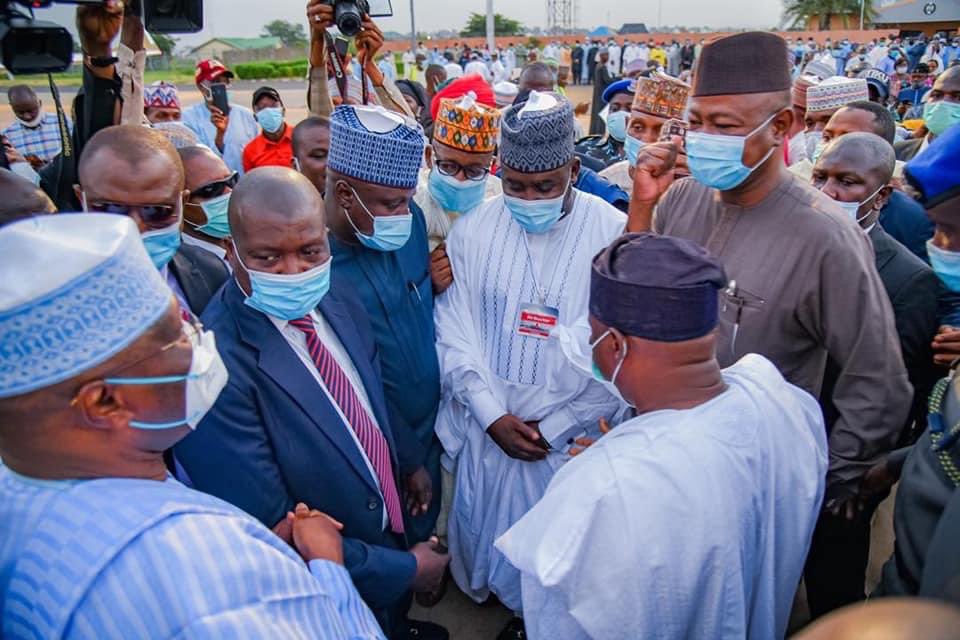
[85,55,119,68]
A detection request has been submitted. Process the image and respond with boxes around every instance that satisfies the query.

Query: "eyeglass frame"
[431,145,492,182]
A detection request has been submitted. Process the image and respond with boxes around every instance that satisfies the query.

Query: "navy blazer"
[176,278,420,611]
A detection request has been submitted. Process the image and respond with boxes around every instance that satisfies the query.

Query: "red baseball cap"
[195,59,235,84]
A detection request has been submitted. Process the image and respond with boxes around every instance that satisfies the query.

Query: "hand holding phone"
[209,83,231,116]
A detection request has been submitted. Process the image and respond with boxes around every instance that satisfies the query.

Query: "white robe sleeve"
[435,216,508,431]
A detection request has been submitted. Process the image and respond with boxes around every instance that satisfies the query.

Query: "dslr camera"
[325,0,392,38]
[0,0,203,75]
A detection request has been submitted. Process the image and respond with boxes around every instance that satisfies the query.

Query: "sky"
[39,0,789,48]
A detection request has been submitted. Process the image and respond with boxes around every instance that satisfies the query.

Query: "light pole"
[859,0,865,31]
[409,0,417,54]
[486,0,495,52]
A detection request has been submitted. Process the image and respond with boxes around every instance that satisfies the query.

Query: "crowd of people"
[2,1,960,638]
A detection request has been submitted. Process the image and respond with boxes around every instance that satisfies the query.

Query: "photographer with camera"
[307,0,413,117]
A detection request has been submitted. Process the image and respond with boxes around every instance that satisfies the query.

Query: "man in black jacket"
[809,132,939,615]
[76,125,228,317]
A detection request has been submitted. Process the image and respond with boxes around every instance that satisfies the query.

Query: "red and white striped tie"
[289,317,405,534]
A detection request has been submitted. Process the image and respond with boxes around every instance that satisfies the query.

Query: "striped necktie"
[289,316,405,534]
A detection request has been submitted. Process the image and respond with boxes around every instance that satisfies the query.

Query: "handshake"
[273,503,450,595]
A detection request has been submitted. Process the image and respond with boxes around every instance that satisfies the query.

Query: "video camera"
[326,0,392,38]
[0,0,203,75]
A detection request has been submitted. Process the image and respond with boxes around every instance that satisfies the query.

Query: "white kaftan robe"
[434,190,625,612]
[497,355,829,639]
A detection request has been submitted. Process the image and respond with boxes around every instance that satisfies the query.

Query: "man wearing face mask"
[3,85,71,169]
[435,91,624,638]
[896,66,960,161]
[598,73,691,197]
[324,104,446,549]
[176,167,450,640]
[178,145,236,267]
[497,233,827,640]
[76,126,229,318]
[242,86,293,172]
[575,79,632,170]
[811,134,939,607]
[0,214,385,640]
[414,93,502,285]
[181,60,259,175]
[629,33,911,618]
[800,76,869,169]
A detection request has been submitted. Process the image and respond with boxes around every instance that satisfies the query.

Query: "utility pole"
[409,0,417,54]
[859,0,866,31]
[486,0,495,52]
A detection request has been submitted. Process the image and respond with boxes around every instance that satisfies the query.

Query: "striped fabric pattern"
[0,466,384,639]
[289,317,406,534]
[2,114,68,163]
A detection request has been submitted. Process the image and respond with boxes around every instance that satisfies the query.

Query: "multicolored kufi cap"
[329,104,425,189]
[806,77,869,114]
[631,72,690,119]
[433,92,500,154]
[144,81,180,109]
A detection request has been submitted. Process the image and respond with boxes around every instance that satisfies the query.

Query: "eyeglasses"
[191,172,239,200]
[84,199,181,230]
[434,153,490,182]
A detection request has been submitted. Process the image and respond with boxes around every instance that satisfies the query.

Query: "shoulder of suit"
[177,244,230,280]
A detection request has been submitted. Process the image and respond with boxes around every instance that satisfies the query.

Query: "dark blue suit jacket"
[176,278,420,612]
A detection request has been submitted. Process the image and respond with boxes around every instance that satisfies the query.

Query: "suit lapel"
[170,250,206,313]
[227,283,380,493]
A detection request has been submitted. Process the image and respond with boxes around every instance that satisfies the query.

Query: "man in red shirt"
[242,86,293,172]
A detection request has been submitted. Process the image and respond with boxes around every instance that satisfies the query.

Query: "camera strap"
[48,73,73,161]
[324,31,349,103]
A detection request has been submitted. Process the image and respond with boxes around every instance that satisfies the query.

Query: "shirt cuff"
[469,389,508,431]
[538,407,581,448]
[308,558,354,592]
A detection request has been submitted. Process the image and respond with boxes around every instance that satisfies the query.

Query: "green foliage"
[526,36,543,50]
[782,0,877,30]
[234,60,309,80]
[460,12,524,37]
[150,32,178,57]
[261,19,308,47]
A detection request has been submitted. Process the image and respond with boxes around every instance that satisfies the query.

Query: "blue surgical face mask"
[141,221,182,270]
[504,181,570,234]
[606,109,628,142]
[191,193,231,239]
[256,106,284,134]
[927,240,960,293]
[105,324,228,430]
[344,185,413,252]
[234,240,333,320]
[827,185,884,224]
[624,135,646,166]
[428,167,487,214]
[686,111,779,191]
[923,100,960,136]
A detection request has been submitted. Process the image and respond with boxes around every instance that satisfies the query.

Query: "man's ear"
[876,184,894,210]
[771,108,794,145]
[570,156,581,186]
[73,184,84,207]
[608,326,628,359]
[424,145,433,170]
[72,380,134,432]
[333,179,355,212]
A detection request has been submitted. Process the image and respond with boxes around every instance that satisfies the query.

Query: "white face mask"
[829,184,884,226]
[16,112,44,128]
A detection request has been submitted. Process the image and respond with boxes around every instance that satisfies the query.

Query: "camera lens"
[335,0,363,37]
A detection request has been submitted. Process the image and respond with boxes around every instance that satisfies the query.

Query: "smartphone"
[210,83,231,116]
[658,119,688,143]
[0,136,11,171]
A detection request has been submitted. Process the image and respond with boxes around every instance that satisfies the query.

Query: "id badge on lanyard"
[515,229,561,339]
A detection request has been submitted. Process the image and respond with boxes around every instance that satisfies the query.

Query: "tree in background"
[151,32,178,57]
[261,19,308,47]
[460,13,524,38]
[782,0,876,30]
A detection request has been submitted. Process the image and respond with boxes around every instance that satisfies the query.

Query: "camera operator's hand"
[307,1,334,67]
[356,16,385,71]
[77,0,124,58]
[120,3,145,53]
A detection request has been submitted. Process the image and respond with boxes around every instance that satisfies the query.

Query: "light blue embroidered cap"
[0,214,173,398]
[328,104,425,189]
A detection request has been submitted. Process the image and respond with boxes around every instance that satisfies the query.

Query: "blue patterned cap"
[0,214,173,398]
[329,104,425,189]
[500,91,575,174]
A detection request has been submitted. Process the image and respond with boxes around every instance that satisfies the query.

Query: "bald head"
[795,599,960,640]
[79,125,184,191]
[228,166,324,247]
[7,85,37,104]
[820,131,896,184]
[519,63,555,93]
[7,85,41,125]
[0,169,56,226]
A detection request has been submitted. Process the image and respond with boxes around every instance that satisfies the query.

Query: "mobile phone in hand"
[658,119,688,143]
[0,136,12,171]
[210,83,231,116]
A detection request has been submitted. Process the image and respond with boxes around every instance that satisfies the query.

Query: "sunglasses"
[84,199,181,229]
[191,172,239,201]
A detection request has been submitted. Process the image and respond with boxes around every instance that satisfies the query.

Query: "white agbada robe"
[497,355,829,640]
[435,190,625,612]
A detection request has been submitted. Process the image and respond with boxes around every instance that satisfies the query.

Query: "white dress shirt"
[269,310,388,529]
